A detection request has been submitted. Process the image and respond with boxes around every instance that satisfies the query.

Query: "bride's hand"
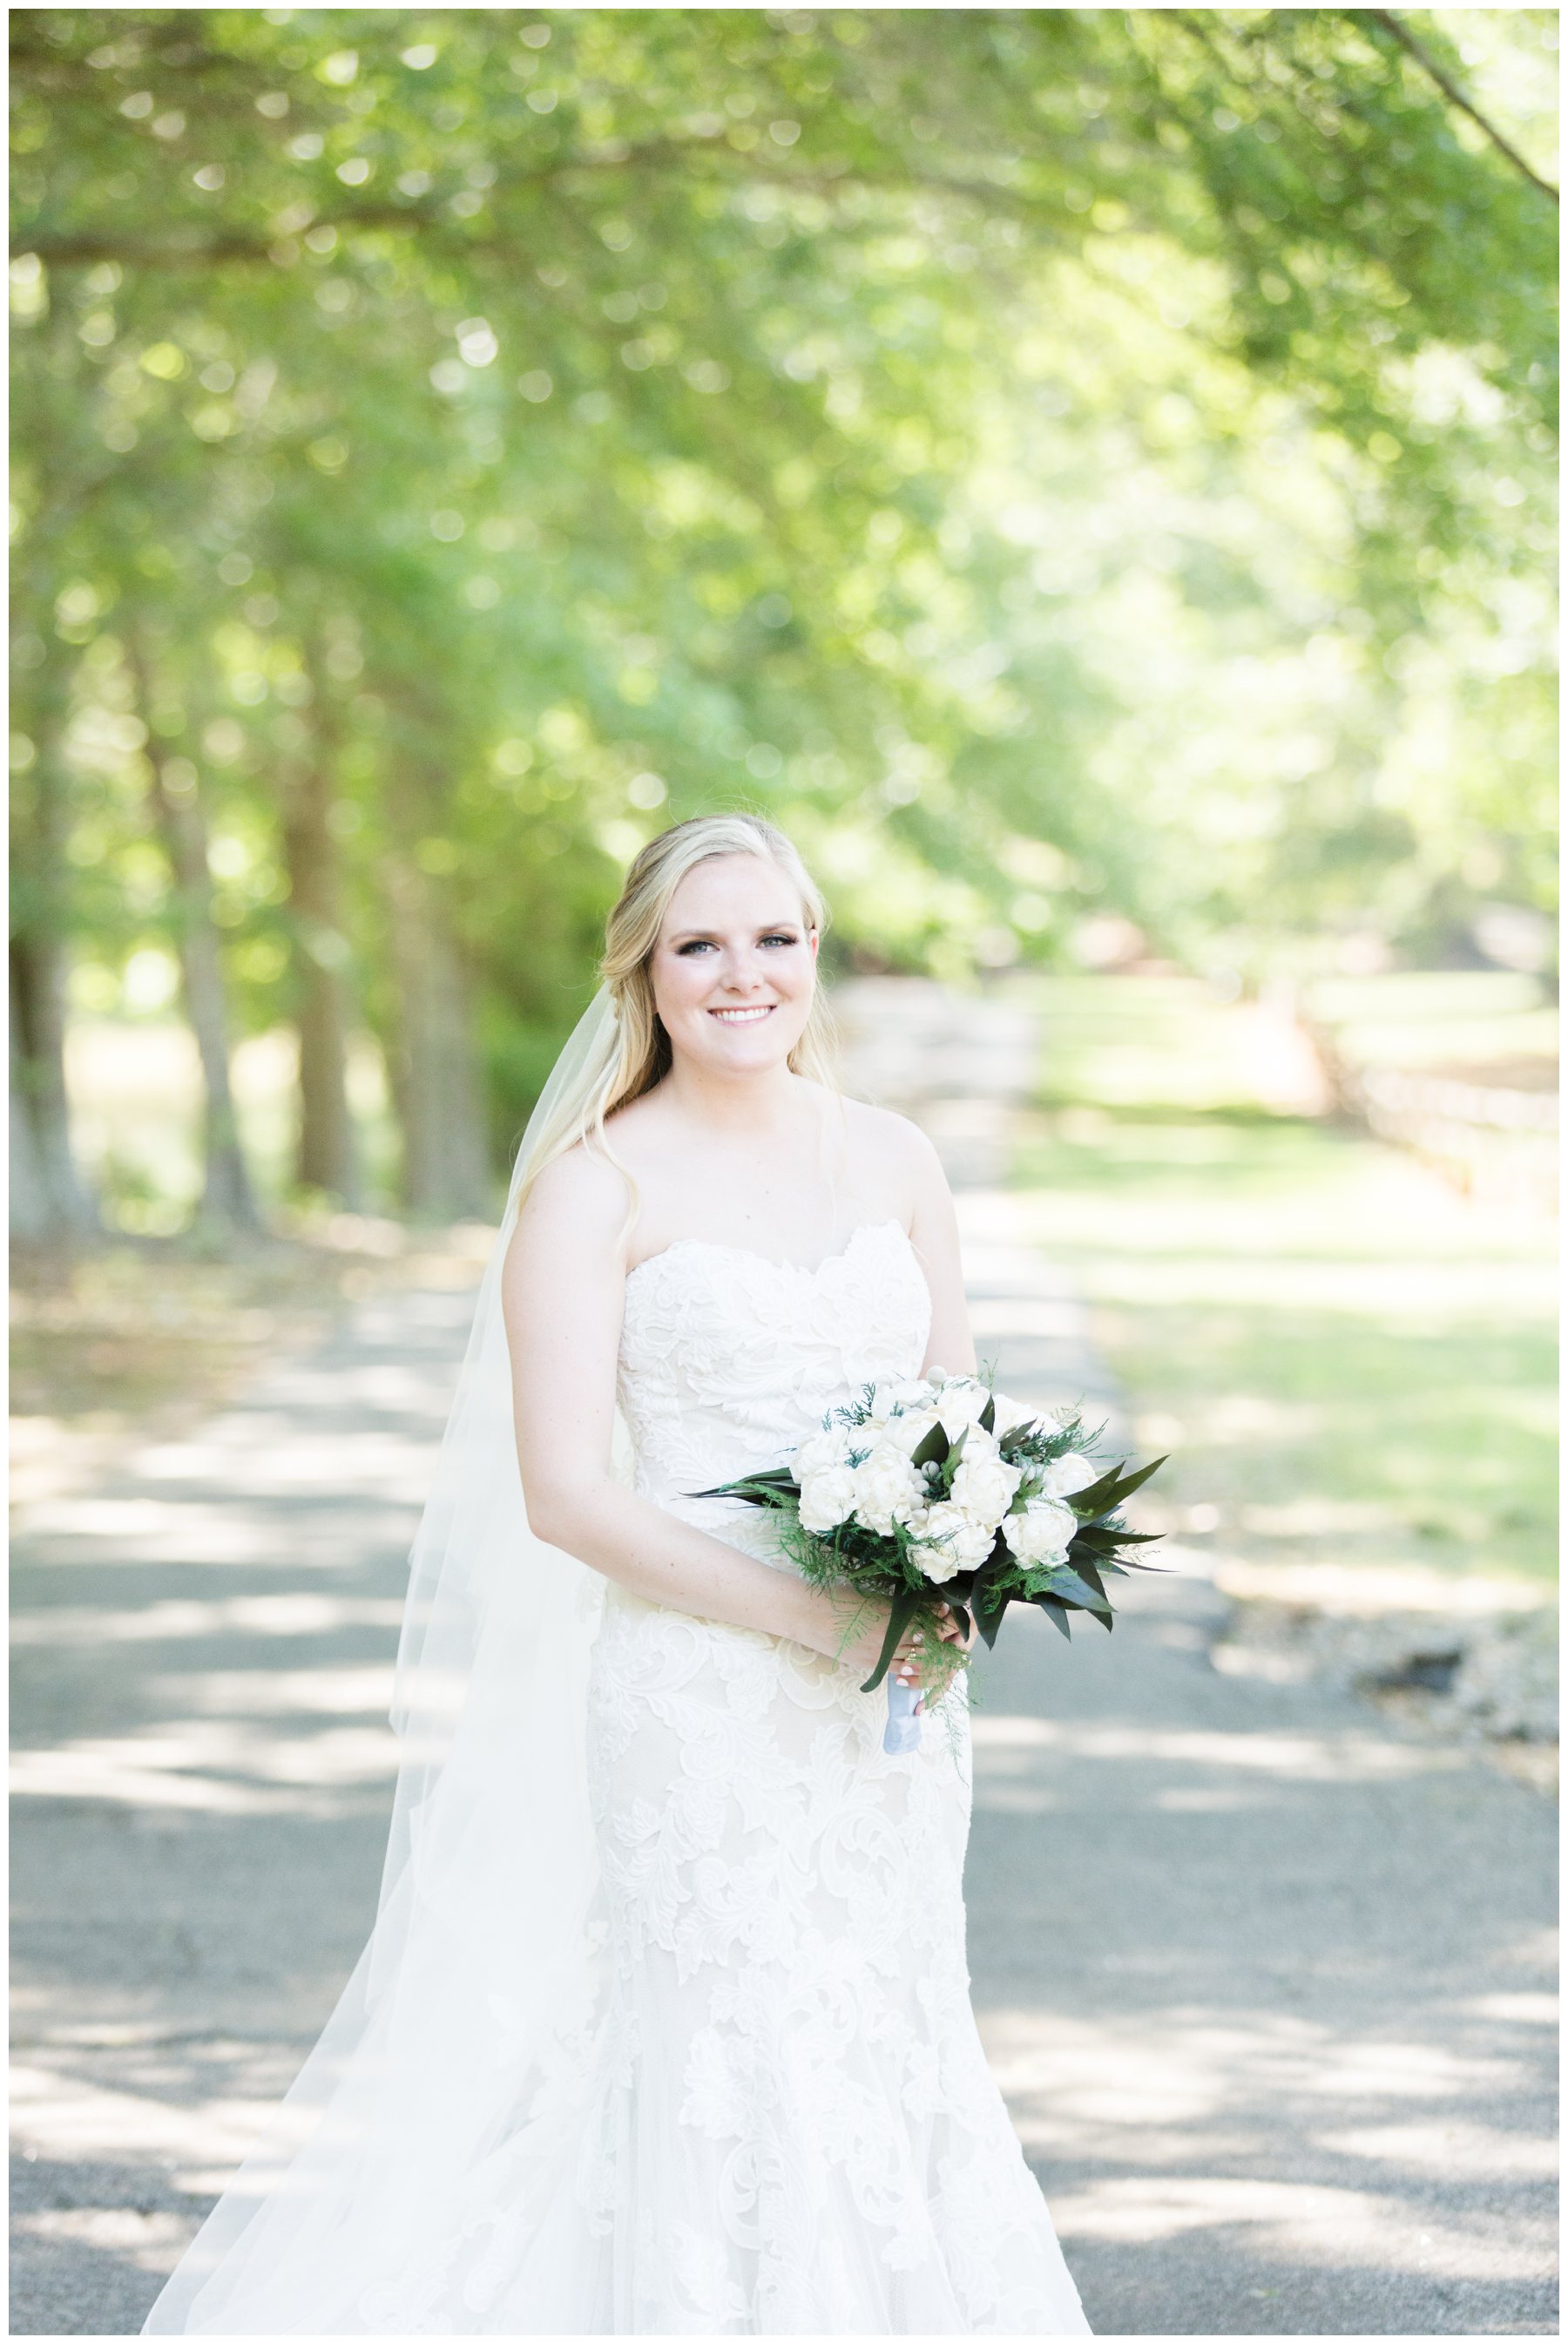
[833,1598,973,1687]
[935,1600,978,1656]
[894,1601,976,1722]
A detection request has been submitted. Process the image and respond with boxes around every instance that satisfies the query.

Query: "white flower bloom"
[1002,1496,1078,1564]
[798,1462,859,1534]
[909,1541,963,1585]
[791,1423,852,1484]
[909,1499,997,1582]
[907,1379,943,1410]
[933,1379,992,1439]
[850,1440,924,1535]
[882,1402,942,1458]
[990,1388,1043,1440]
[949,1441,1023,1534]
[857,1368,928,1425]
[1040,1450,1099,1500]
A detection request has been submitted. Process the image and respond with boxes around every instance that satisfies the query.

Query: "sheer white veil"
[143,987,623,2334]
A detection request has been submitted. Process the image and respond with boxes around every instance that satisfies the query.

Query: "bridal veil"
[144,988,621,2334]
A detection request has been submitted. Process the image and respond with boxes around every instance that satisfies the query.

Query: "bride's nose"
[717,962,766,994]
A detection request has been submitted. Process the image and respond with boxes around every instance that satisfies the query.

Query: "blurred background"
[9,9,1558,2334]
[10,0,1557,1690]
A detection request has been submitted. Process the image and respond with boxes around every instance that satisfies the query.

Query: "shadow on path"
[10,979,1557,2334]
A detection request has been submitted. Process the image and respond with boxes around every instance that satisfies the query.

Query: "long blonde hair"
[517,814,837,1216]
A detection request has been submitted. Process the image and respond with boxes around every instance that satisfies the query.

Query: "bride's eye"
[761,933,798,948]
[676,939,716,955]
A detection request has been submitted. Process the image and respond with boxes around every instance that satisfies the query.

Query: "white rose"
[934,1379,992,1439]
[794,1420,859,1482]
[909,1541,963,1585]
[798,1463,859,1534]
[792,1423,852,1484]
[991,1388,1043,1440]
[949,1441,1022,1534]
[1002,1496,1078,1564]
[909,1499,997,1582]
[850,1440,924,1535]
[902,1376,941,1403]
[883,1402,942,1458]
[1040,1451,1099,1500]
[867,1377,933,1423]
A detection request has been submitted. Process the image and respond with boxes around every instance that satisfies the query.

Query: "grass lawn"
[1007,973,1557,1588]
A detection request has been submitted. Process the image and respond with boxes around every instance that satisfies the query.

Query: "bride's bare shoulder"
[513,1137,630,1251]
[815,1086,947,1189]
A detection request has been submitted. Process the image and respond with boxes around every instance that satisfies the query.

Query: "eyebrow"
[667,919,804,943]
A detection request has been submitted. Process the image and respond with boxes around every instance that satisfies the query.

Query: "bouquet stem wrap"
[882,1676,923,1756]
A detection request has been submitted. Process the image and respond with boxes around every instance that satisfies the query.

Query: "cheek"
[652,952,705,1011]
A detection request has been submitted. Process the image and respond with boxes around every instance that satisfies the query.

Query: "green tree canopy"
[10,7,1557,1225]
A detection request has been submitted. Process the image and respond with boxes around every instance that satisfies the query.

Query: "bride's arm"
[500,1146,907,1676]
[898,1119,977,1378]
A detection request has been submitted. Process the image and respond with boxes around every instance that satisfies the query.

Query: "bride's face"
[649,853,819,1077]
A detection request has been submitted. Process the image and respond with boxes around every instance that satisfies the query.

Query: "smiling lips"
[709,1004,774,1024]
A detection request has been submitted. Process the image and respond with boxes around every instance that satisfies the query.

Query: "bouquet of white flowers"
[693,1366,1168,1753]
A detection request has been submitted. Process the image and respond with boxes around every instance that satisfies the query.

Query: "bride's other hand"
[933,1599,978,1655]
[833,1601,922,1685]
[835,1597,972,1685]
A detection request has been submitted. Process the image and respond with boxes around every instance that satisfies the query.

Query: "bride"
[143,813,1090,2335]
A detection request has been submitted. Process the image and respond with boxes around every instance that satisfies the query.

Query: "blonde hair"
[517,814,837,1219]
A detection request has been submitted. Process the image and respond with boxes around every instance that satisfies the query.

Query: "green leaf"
[860,1585,919,1694]
[686,1469,799,1509]
[968,1551,1015,1648]
[1034,1595,1073,1640]
[973,1582,1011,1649]
[1061,1460,1132,1517]
[1073,1556,1108,1602]
[909,1419,950,1469]
[1040,1563,1114,1616]
[1071,1453,1168,1521]
[1070,1523,1116,1545]
[1072,1521,1159,1553]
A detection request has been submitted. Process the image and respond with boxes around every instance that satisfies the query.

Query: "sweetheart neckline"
[625,1217,911,1288]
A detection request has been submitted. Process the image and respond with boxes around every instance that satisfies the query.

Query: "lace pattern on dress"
[357,1222,1090,2336]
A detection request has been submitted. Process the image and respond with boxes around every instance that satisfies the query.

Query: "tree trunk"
[280,719,360,1205]
[9,685,98,1240]
[126,644,264,1236]
[156,768,264,1232]
[382,851,490,1219]
[11,976,57,1242]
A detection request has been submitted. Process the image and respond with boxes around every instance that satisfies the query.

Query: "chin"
[696,1016,803,1065]
[707,1033,794,1067]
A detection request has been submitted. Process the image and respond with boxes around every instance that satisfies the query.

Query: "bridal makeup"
[650,850,819,1074]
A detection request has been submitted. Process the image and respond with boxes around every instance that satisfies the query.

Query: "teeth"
[711,1006,773,1023]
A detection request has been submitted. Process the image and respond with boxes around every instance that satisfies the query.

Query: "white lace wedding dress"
[356,1218,1090,2335]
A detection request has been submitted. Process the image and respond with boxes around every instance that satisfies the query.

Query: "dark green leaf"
[909,1420,950,1469]
[860,1585,920,1694]
[1034,1595,1073,1639]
